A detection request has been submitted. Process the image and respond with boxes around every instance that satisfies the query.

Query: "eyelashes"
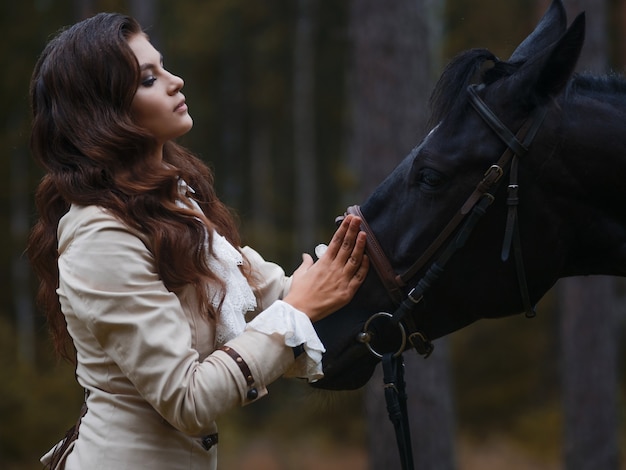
[141,76,157,87]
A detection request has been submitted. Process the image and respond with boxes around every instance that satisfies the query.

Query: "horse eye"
[417,167,446,190]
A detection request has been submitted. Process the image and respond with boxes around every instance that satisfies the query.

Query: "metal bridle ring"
[357,312,407,359]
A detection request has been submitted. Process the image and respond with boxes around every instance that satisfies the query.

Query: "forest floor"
[219,434,569,470]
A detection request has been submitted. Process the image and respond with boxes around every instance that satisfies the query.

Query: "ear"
[509,0,567,62]
[511,12,585,103]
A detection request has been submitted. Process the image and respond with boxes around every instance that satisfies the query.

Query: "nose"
[168,72,184,94]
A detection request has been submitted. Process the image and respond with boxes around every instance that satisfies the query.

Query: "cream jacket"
[43,204,318,469]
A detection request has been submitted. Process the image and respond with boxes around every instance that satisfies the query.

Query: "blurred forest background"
[1,0,625,469]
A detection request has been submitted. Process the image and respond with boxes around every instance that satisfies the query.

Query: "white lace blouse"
[177,179,325,381]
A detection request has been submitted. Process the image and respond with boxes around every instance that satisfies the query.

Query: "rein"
[346,84,547,470]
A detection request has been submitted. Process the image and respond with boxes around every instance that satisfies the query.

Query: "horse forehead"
[421,116,496,164]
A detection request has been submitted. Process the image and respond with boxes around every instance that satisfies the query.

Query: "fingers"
[300,252,314,268]
[323,214,363,263]
[343,230,366,272]
[344,230,368,291]
[349,253,369,288]
[283,215,369,322]
[323,215,368,288]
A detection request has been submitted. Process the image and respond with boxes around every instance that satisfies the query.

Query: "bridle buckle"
[408,332,434,358]
[484,164,503,181]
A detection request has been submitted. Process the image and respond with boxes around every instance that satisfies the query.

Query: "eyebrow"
[139,54,164,71]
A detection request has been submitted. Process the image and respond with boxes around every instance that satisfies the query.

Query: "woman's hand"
[283,215,369,322]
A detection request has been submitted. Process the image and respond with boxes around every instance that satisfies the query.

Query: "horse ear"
[509,0,567,62]
[512,12,585,103]
[535,12,585,98]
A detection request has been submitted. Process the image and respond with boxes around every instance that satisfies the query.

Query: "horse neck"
[537,89,626,276]
[559,92,626,205]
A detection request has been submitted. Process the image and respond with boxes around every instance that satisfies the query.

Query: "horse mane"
[427,48,525,128]
[569,72,626,100]
[428,47,626,131]
[428,49,496,127]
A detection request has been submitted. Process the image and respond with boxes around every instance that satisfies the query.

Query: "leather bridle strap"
[382,353,414,470]
[353,84,547,356]
[469,84,547,318]
[357,84,547,346]
[398,84,542,286]
[396,163,504,286]
[344,159,508,308]
[357,85,547,470]
[342,88,534,304]
[345,205,405,304]
[502,155,536,317]
[467,84,529,156]
[393,85,546,325]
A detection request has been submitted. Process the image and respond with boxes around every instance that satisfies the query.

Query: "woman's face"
[128,34,193,149]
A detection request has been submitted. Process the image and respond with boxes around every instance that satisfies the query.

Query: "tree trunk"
[346,1,456,468]
[11,134,34,364]
[558,276,620,469]
[218,8,245,209]
[293,0,317,252]
[557,1,621,468]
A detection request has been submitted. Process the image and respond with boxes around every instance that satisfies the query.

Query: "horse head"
[313,0,607,390]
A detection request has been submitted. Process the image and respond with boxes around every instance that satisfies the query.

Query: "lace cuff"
[245,300,325,382]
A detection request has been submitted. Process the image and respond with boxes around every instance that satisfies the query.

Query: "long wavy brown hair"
[28,13,247,362]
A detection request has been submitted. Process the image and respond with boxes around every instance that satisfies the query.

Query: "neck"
[538,87,626,277]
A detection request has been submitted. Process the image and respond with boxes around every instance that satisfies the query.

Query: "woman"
[29,12,368,469]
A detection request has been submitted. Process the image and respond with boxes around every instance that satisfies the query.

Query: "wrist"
[292,344,305,358]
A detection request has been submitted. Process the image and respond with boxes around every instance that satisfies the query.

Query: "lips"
[174,98,187,112]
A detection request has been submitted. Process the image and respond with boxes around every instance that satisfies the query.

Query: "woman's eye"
[141,76,156,87]
[417,167,446,190]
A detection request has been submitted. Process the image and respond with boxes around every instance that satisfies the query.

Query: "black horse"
[313,0,626,390]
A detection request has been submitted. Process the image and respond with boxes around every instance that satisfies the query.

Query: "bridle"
[342,84,547,470]
[350,83,548,358]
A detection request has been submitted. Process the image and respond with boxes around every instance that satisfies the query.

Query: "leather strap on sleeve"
[218,345,259,400]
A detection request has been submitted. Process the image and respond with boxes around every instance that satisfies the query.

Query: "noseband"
[346,84,547,360]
